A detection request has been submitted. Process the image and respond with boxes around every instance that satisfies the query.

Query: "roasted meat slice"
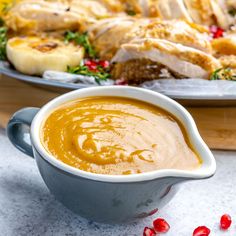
[5,0,113,32]
[129,20,212,53]
[5,0,80,32]
[111,59,176,83]
[87,17,151,60]
[88,18,212,60]
[111,38,220,83]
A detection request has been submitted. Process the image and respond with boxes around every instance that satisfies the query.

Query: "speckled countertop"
[0,128,236,236]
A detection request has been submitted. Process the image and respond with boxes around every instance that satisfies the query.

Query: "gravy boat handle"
[7,107,40,158]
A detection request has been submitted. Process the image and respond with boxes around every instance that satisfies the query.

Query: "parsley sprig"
[67,62,111,84]
[64,31,97,58]
[211,68,236,81]
[0,26,7,60]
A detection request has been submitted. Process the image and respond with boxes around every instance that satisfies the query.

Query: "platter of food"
[0,0,236,100]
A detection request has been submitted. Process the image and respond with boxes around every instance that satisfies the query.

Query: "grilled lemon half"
[7,36,84,75]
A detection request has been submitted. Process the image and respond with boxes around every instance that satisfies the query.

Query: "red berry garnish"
[89,64,98,71]
[143,227,156,236]
[153,218,170,233]
[220,214,232,230]
[85,60,98,71]
[209,25,224,39]
[85,60,97,67]
[98,60,109,68]
[193,226,210,236]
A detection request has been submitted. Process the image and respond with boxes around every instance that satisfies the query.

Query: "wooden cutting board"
[1,74,236,150]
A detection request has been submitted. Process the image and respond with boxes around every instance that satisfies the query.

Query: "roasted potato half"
[7,36,84,75]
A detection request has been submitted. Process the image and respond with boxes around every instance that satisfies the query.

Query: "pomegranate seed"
[88,64,98,71]
[98,60,109,68]
[85,60,98,71]
[86,60,97,65]
[143,227,156,236]
[209,25,224,39]
[85,60,97,67]
[193,226,210,236]
[153,218,170,233]
[220,214,232,230]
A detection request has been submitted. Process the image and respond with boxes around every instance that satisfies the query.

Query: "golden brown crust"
[129,20,212,53]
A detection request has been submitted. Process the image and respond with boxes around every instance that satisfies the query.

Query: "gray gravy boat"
[7,86,216,223]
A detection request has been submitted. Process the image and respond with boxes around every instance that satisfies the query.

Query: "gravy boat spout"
[7,86,216,223]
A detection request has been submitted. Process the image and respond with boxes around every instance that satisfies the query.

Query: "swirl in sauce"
[41,97,201,175]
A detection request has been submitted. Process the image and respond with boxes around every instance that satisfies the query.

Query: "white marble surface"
[0,128,236,236]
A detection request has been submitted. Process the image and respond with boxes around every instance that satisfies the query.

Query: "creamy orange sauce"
[41,97,201,175]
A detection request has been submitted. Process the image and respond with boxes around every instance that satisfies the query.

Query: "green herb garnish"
[0,26,7,60]
[210,67,236,81]
[64,31,97,58]
[67,62,110,84]
[210,68,223,80]
[228,8,236,17]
